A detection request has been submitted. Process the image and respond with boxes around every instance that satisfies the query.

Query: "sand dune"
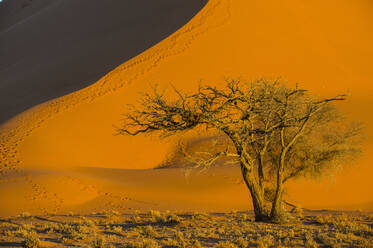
[0,165,249,217]
[0,0,54,31]
[1,165,371,217]
[1,0,373,215]
[0,0,207,123]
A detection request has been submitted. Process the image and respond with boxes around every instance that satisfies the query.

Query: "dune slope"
[0,0,207,123]
[1,0,373,215]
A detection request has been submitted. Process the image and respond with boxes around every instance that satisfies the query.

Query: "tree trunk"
[271,152,286,221]
[270,185,284,221]
[241,165,269,221]
[257,154,265,189]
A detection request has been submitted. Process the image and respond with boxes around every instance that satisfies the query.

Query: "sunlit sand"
[1,0,372,222]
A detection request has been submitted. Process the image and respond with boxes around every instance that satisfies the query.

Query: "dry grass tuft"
[90,236,106,248]
[22,234,40,248]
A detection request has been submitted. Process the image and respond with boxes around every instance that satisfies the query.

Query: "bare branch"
[117,79,363,221]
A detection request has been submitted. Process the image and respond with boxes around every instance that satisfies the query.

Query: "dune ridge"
[0,0,230,171]
[0,0,210,123]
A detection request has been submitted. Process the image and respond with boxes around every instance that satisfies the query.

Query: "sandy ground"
[1,0,373,217]
[0,165,250,217]
[1,165,372,218]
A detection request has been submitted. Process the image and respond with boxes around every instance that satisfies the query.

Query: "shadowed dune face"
[0,0,55,31]
[0,0,208,123]
[0,0,373,215]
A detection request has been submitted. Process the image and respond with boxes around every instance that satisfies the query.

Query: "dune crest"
[0,0,230,171]
[0,0,210,123]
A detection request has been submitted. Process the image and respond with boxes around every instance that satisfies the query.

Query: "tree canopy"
[117,79,363,222]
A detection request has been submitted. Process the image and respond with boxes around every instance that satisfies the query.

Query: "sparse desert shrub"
[256,242,268,248]
[217,241,238,248]
[366,214,373,222]
[103,215,121,225]
[148,210,162,219]
[272,211,294,224]
[304,233,318,248]
[130,216,143,224]
[149,210,182,225]
[257,234,275,247]
[230,210,238,215]
[239,213,251,222]
[21,223,35,231]
[160,238,178,247]
[314,213,372,238]
[316,232,335,247]
[126,229,142,238]
[345,232,359,242]
[143,225,157,238]
[80,217,97,227]
[141,239,160,248]
[216,226,226,235]
[315,215,333,225]
[287,229,295,238]
[234,236,248,248]
[291,204,304,219]
[19,212,31,218]
[91,236,106,248]
[14,227,32,238]
[175,230,186,247]
[109,210,120,216]
[50,222,95,240]
[192,239,203,248]
[60,237,70,244]
[192,211,210,221]
[166,213,181,225]
[129,238,160,248]
[23,234,40,248]
[112,225,124,235]
[231,228,243,237]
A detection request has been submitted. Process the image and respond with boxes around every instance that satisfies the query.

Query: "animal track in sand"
[0,0,231,175]
[0,0,231,212]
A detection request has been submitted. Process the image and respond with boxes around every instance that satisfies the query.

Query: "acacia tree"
[117,79,362,222]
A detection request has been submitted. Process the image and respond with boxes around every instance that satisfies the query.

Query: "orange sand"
[1,0,373,215]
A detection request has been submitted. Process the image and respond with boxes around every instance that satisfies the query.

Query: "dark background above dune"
[0,0,207,124]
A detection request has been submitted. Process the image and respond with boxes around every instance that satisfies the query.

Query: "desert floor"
[0,210,372,248]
